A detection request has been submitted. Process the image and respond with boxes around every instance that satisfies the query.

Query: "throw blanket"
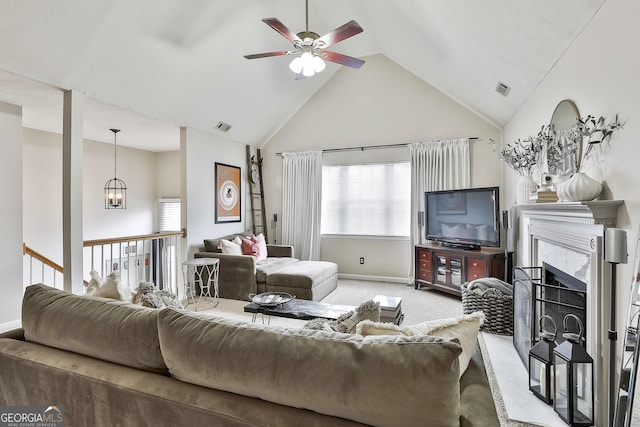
[466,277,513,296]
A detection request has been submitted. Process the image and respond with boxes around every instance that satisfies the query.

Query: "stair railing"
[24,229,186,294]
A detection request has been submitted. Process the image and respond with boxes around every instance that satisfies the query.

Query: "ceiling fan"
[244,0,365,78]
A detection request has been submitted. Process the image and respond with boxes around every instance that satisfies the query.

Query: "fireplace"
[513,264,587,369]
[514,200,623,426]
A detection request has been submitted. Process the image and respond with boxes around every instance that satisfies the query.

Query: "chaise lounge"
[196,231,338,301]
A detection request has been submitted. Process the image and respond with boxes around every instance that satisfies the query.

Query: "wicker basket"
[461,282,513,335]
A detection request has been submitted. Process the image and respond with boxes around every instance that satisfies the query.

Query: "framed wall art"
[215,162,241,223]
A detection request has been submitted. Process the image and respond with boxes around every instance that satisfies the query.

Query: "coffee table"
[244,299,355,324]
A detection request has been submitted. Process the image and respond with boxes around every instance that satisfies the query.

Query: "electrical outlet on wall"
[359,257,364,265]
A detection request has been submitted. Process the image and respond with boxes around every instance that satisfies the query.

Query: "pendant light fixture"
[104,128,127,209]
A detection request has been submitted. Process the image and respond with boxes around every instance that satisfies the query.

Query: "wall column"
[62,90,84,294]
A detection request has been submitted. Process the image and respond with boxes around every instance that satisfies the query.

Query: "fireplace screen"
[513,265,587,369]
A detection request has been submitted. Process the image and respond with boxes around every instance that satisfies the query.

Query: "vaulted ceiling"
[0,0,605,151]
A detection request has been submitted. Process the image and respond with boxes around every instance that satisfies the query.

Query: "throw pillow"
[331,300,381,334]
[93,272,122,300]
[252,233,269,259]
[356,319,412,336]
[96,272,136,303]
[219,237,243,255]
[406,311,484,377]
[85,270,104,296]
[241,238,266,262]
[134,281,181,309]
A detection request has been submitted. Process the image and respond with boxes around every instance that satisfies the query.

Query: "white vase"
[516,175,538,204]
[555,172,603,202]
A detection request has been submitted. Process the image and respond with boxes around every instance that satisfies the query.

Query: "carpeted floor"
[185,278,537,427]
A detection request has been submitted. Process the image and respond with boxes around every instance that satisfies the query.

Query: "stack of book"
[373,295,404,325]
[529,190,559,203]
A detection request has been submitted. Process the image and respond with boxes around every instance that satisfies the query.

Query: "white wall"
[0,101,23,330]
[155,151,181,198]
[261,54,502,280]
[23,127,159,266]
[181,127,248,259]
[503,0,640,349]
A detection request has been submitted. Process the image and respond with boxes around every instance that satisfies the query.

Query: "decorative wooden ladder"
[246,145,269,242]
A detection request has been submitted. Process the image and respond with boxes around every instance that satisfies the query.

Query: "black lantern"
[529,315,557,404]
[553,314,594,426]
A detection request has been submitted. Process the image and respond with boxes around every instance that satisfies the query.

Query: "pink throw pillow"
[251,234,268,259]
[241,238,266,262]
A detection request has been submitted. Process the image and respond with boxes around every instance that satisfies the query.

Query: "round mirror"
[547,99,580,175]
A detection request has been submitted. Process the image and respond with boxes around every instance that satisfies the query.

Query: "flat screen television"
[424,186,500,250]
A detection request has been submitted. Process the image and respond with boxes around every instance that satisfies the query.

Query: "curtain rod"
[275,137,480,156]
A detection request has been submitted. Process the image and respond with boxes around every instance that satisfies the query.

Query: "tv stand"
[414,244,506,297]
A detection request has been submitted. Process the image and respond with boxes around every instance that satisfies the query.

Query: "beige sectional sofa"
[196,232,338,301]
[0,284,500,426]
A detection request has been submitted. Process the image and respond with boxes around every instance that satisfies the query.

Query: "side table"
[182,258,219,310]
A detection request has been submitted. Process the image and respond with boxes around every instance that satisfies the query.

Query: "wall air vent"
[215,121,232,132]
[495,81,511,97]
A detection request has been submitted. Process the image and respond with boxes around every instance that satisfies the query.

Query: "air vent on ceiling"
[215,121,232,132]
[495,82,511,97]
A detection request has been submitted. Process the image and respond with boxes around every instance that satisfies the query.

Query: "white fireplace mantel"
[512,200,624,426]
[518,200,623,226]
[485,201,624,426]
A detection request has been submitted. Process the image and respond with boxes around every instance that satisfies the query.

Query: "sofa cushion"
[158,308,462,427]
[255,257,299,283]
[22,284,168,374]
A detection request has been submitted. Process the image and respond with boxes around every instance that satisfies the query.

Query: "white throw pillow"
[93,272,134,303]
[356,312,483,377]
[406,312,484,377]
[218,236,243,255]
[85,270,104,296]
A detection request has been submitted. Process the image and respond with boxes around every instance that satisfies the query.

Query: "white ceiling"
[0,0,605,152]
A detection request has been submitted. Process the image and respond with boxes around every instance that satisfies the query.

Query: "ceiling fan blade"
[262,18,302,44]
[323,51,365,69]
[244,51,290,60]
[316,20,363,48]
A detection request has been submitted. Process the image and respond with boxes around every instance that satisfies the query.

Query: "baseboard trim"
[338,274,411,285]
[0,319,21,333]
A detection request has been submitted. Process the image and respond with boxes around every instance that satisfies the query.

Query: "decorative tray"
[248,292,294,307]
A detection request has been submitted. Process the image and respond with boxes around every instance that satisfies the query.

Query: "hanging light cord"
[305,0,309,32]
[110,128,120,178]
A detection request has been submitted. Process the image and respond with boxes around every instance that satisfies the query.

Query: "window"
[158,198,181,232]
[321,162,410,236]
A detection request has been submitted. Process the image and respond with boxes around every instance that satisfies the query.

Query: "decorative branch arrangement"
[492,113,624,176]
[490,125,550,176]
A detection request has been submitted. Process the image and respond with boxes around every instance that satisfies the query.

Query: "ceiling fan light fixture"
[289,56,304,74]
[312,55,326,73]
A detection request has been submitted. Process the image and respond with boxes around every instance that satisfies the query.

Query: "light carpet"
[184,278,532,427]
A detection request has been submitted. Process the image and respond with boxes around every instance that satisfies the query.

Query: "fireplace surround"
[515,200,623,426]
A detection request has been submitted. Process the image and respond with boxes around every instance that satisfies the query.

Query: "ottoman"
[265,261,338,301]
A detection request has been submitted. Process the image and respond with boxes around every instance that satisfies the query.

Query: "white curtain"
[409,139,470,279]
[281,150,323,260]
